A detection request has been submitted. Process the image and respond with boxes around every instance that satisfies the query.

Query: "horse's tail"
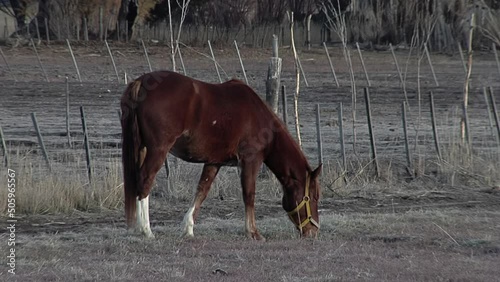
[121,79,146,229]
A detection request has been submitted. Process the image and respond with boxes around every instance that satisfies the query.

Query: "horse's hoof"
[248,232,266,241]
[144,232,155,239]
[181,232,195,239]
[137,228,155,239]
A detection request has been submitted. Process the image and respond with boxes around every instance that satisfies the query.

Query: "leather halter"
[286,173,320,230]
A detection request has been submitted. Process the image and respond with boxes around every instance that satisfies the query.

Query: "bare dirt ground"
[0,42,499,281]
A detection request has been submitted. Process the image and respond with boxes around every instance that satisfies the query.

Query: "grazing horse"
[120,71,322,240]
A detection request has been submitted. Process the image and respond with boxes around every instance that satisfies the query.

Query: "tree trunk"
[305,14,312,50]
[9,0,27,34]
[33,0,51,38]
[118,0,139,40]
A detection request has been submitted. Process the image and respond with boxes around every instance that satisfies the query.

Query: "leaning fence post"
[141,39,153,72]
[429,92,442,159]
[389,43,405,89]
[323,42,339,87]
[234,40,248,84]
[105,40,121,83]
[424,44,439,87]
[457,42,467,75]
[296,54,309,87]
[177,41,187,75]
[80,106,92,183]
[0,47,15,81]
[488,87,500,145]
[338,102,346,171]
[401,102,413,176]
[356,42,371,87]
[30,38,49,82]
[493,43,500,79]
[364,88,379,177]
[315,104,323,165]
[66,39,82,82]
[208,40,222,83]
[484,87,497,140]
[281,85,288,127]
[66,77,72,148]
[31,113,51,171]
[0,124,9,167]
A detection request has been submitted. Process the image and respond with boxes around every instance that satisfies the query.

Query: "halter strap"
[286,173,320,230]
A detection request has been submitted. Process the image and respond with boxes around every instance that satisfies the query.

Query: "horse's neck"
[265,127,308,185]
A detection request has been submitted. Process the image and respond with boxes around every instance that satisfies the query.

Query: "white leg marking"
[245,212,252,236]
[136,196,154,238]
[181,206,196,237]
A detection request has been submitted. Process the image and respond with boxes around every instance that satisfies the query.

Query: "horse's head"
[282,164,322,238]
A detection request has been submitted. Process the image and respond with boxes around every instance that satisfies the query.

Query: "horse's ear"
[311,163,323,179]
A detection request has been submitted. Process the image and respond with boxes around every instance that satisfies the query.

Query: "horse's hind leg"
[181,164,221,237]
[136,146,170,238]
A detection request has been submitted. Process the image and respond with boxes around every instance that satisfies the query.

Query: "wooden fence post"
[3,17,7,39]
[266,34,282,113]
[164,159,170,196]
[34,17,41,43]
[323,42,339,87]
[84,18,89,41]
[66,18,71,40]
[316,104,323,165]
[364,88,379,177]
[105,40,121,83]
[177,41,186,75]
[99,6,104,41]
[66,77,72,148]
[494,43,500,78]
[31,113,51,171]
[208,40,222,83]
[234,40,249,84]
[30,38,49,82]
[429,92,442,159]
[389,43,406,91]
[80,106,92,183]
[66,39,82,82]
[462,102,472,148]
[401,102,413,176]
[484,87,497,141]
[356,42,371,87]
[296,54,309,87]
[457,42,467,75]
[281,85,288,127]
[44,18,50,44]
[141,39,153,72]
[338,102,346,171]
[488,87,500,145]
[424,44,439,87]
[0,125,9,167]
[0,47,15,81]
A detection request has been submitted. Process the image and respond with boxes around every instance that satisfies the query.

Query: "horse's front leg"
[240,158,265,241]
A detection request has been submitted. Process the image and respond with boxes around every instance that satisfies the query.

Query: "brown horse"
[120,71,322,240]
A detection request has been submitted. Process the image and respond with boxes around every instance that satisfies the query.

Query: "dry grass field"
[0,41,499,281]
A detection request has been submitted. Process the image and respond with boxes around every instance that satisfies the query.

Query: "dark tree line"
[2,0,500,51]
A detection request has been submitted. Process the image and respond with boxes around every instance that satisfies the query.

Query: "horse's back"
[134,71,271,165]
